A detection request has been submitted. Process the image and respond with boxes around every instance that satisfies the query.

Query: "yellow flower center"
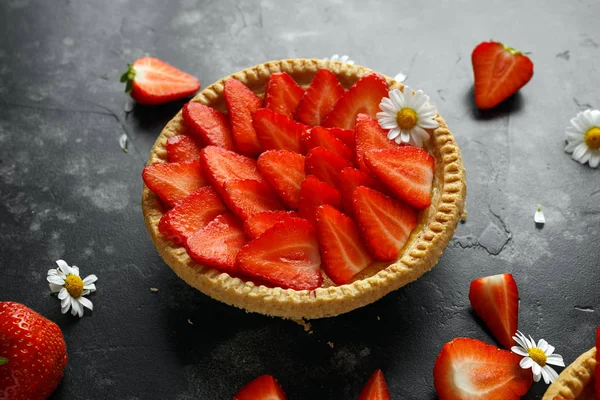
[528,347,547,367]
[396,107,418,130]
[584,127,600,149]
[64,274,84,298]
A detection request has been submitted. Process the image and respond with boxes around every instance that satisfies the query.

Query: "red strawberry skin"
[302,126,354,160]
[472,41,534,109]
[355,113,399,172]
[158,186,227,244]
[253,108,307,153]
[237,218,323,290]
[339,167,388,215]
[364,147,434,209]
[305,147,354,190]
[257,150,306,209]
[353,187,417,261]
[182,102,235,151]
[0,302,68,400]
[315,205,372,284]
[186,214,247,273]
[469,274,519,349]
[233,375,288,400]
[243,211,299,239]
[357,369,391,400]
[122,57,200,105]
[200,146,263,194]
[142,161,208,208]
[224,79,263,157]
[296,69,345,126]
[433,338,532,400]
[222,179,285,220]
[166,135,203,163]
[298,176,342,226]
[323,73,389,130]
[264,72,305,118]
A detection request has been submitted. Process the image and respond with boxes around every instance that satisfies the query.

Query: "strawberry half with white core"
[433,338,532,400]
[469,274,519,349]
[121,57,200,105]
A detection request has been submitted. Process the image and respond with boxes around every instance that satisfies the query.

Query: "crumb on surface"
[187,319,193,325]
[377,316,380,321]
[292,318,313,334]
[461,210,467,222]
[150,287,159,292]
[327,341,334,348]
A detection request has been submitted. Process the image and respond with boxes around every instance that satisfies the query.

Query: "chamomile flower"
[323,54,355,65]
[511,330,564,384]
[376,86,439,148]
[47,260,97,318]
[564,109,600,168]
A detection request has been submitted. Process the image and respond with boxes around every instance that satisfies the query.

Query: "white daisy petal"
[520,357,534,369]
[61,295,71,309]
[565,139,583,153]
[418,118,439,130]
[589,154,600,168]
[48,269,59,276]
[512,346,528,357]
[573,142,589,162]
[379,102,397,115]
[47,275,65,285]
[537,339,548,352]
[540,367,551,384]
[70,299,81,317]
[390,90,404,109]
[513,333,528,349]
[61,264,72,276]
[532,362,541,376]
[49,283,63,293]
[71,266,80,277]
[545,365,559,382]
[83,274,98,285]
[570,116,586,132]
[83,283,96,292]
[78,296,93,311]
[412,126,430,142]
[546,354,565,367]
[387,128,400,140]
[61,303,70,314]
[411,90,426,110]
[56,260,69,270]
[400,131,411,144]
[581,110,595,128]
[546,345,555,355]
[381,119,399,130]
[403,86,414,105]
[58,288,69,300]
[579,149,592,165]
[533,371,542,382]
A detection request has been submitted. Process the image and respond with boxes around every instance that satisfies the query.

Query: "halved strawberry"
[158,186,227,244]
[353,187,417,261]
[253,108,307,153]
[142,161,207,208]
[305,147,354,190]
[357,369,391,400]
[237,218,323,290]
[296,69,345,126]
[298,176,342,225]
[243,211,299,239]
[257,150,305,209]
[364,147,434,209]
[339,167,387,215]
[472,41,534,110]
[302,126,354,160]
[186,214,247,274]
[233,375,287,400]
[326,127,355,149]
[222,179,285,220]
[469,274,519,349]
[200,146,263,195]
[182,102,235,151]
[120,57,200,105]
[596,326,600,400]
[224,79,263,157]
[433,338,532,400]
[315,205,372,285]
[355,113,399,172]
[323,74,388,130]
[166,135,203,163]
[264,72,305,119]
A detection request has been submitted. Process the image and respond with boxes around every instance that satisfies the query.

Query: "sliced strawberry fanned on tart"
[141,59,466,319]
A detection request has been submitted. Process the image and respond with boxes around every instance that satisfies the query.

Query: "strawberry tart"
[141,58,466,319]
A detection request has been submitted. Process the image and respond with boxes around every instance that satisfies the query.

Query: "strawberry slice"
[433,338,532,400]
[326,127,355,149]
[315,205,372,284]
[305,147,354,190]
[323,73,388,130]
[364,147,434,209]
[237,218,323,290]
[224,79,263,157]
[120,57,200,105]
[257,150,305,209]
[142,161,207,208]
[296,69,345,126]
[158,186,227,244]
[243,211,299,239]
[302,126,354,160]
[233,375,288,400]
[352,187,417,261]
[166,135,203,163]
[253,108,307,153]
[298,176,342,225]
[355,114,400,172]
[264,72,305,118]
[182,102,235,151]
[469,274,519,349]
[200,146,263,195]
[357,369,391,400]
[186,214,247,274]
[222,179,285,220]
[596,327,600,400]
[339,167,387,215]
[472,41,534,110]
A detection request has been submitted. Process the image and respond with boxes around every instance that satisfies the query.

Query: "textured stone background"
[0,0,599,399]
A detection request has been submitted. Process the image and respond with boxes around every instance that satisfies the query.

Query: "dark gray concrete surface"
[0,0,598,399]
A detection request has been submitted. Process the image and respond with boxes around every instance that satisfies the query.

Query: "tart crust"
[543,347,597,400]
[141,59,467,319]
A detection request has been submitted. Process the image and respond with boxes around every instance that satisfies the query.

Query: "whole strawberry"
[0,302,67,400]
